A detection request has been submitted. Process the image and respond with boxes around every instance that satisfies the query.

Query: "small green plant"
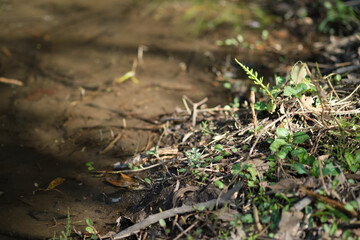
[52,208,72,240]
[85,218,98,240]
[146,146,160,159]
[324,116,360,172]
[185,147,204,168]
[319,0,360,34]
[200,121,214,136]
[85,161,95,171]
[235,59,278,113]
[232,162,259,189]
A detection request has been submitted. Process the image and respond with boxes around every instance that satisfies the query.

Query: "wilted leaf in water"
[46,177,65,190]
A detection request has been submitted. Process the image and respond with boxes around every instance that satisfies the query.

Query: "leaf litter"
[92,34,360,239]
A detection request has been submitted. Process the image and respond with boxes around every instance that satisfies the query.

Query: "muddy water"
[0,0,316,238]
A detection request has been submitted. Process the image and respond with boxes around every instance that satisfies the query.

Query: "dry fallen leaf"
[275,211,304,240]
[291,62,307,84]
[300,95,314,111]
[267,178,302,194]
[46,177,66,190]
[105,173,140,189]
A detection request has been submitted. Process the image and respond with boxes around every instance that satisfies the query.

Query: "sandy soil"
[0,1,315,238]
[0,1,231,238]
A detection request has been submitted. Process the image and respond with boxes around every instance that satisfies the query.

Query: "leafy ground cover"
[1,0,359,239]
[83,31,360,239]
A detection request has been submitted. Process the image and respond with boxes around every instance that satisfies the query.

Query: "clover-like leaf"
[270,138,288,152]
[293,132,309,144]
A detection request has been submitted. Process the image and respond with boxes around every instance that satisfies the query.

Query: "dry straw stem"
[0,77,23,86]
[182,96,208,127]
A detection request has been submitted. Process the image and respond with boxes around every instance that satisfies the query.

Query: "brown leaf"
[105,173,137,189]
[275,211,304,240]
[268,178,302,193]
[216,207,239,222]
[300,95,314,111]
[173,185,200,207]
[46,177,66,190]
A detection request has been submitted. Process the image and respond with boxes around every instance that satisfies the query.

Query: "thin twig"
[318,157,330,196]
[173,221,198,240]
[111,180,244,239]
[99,132,122,154]
[183,96,208,127]
[0,77,24,86]
[250,90,257,136]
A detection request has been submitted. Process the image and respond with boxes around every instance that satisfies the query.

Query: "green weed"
[319,0,359,34]
[51,208,72,240]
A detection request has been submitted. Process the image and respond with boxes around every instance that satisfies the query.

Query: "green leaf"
[266,100,276,113]
[276,144,292,159]
[294,147,308,163]
[275,76,286,86]
[292,163,308,175]
[330,222,337,236]
[254,102,267,110]
[356,151,360,162]
[284,86,298,96]
[86,217,93,226]
[276,128,289,138]
[311,160,319,177]
[145,178,151,184]
[344,203,355,212]
[307,155,316,166]
[240,213,253,223]
[322,162,339,176]
[223,82,232,89]
[247,166,258,180]
[214,144,223,152]
[215,180,225,189]
[295,83,309,95]
[197,205,205,211]
[293,132,309,144]
[159,219,166,227]
[232,162,242,175]
[345,151,355,166]
[270,138,288,152]
[115,71,135,83]
[86,226,95,234]
[85,161,94,167]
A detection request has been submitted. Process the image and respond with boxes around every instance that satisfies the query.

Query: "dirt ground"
[0,1,315,238]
